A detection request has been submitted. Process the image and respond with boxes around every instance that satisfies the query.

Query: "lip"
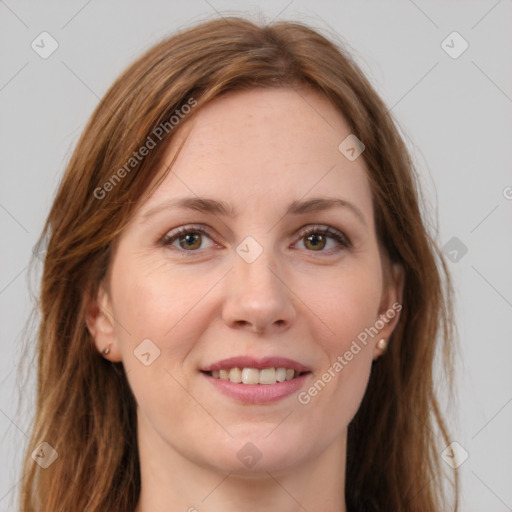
[200,356,310,373]
[202,371,311,404]
[200,356,312,404]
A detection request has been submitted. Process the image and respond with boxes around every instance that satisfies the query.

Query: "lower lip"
[202,372,311,404]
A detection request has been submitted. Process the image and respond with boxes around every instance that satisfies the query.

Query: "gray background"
[1,1,511,510]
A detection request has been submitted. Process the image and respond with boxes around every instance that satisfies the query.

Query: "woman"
[20,16,458,512]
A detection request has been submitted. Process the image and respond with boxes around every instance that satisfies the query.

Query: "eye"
[160,224,351,255]
[295,225,351,253]
[160,225,216,252]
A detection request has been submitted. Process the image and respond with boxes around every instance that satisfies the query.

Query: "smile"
[204,367,307,385]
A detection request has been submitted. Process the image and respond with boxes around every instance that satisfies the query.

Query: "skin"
[86,87,403,512]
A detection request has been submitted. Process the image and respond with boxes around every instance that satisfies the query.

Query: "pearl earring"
[377,338,387,350]
[102,345,111,356]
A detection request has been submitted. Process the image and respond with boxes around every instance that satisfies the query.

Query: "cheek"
[109,253,216,348]
[108,255,213,424]
[319,255,383,349]
[301,256,382,418]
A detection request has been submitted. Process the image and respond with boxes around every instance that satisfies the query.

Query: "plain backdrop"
[1,1,511,511]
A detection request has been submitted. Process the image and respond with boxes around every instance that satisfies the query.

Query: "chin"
[201,427,313,475]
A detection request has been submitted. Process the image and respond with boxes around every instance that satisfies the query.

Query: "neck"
[133,413,348,512]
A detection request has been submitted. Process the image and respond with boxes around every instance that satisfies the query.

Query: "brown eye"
[303,233,327,251]
[178,232,202,250]
[296,226,351,253]
[161,226,215,252]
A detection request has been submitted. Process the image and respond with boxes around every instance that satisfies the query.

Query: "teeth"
[210,367,301,385]
[229,367,242,383]
[259,368,276,385]
[242,368,259,385]
[276,367,287,382]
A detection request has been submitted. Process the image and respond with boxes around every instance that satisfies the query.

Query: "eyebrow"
[142,196,367,226]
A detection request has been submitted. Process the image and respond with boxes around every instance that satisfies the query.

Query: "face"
[87,87,402,475]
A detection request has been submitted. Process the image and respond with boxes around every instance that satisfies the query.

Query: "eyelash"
[159,224,352,255]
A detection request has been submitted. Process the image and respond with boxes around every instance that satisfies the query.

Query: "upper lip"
[201,356,311,373]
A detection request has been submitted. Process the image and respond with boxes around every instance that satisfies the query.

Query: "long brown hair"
[18,16,458,511]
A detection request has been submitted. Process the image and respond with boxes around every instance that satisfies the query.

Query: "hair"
[18,15,458,512]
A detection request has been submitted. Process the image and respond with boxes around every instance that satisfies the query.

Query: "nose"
[221,248,297,335]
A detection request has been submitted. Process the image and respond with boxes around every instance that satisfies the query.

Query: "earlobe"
[373,262,405,360]
[383,262,405,319]
[376,338,388,351]
[85,284,121,361]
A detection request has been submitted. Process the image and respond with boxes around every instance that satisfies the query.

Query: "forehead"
[142,87,373,222]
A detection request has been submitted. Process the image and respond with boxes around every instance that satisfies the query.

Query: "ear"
[85,283,122,362]
[372,261,404,360]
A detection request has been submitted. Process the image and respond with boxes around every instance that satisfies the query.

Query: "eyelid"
[295,224,352,249]
[159,223,214,247]
[159,223,352,253]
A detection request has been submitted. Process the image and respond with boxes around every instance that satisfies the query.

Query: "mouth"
[200,356,312,403]
[201,367,310,385]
